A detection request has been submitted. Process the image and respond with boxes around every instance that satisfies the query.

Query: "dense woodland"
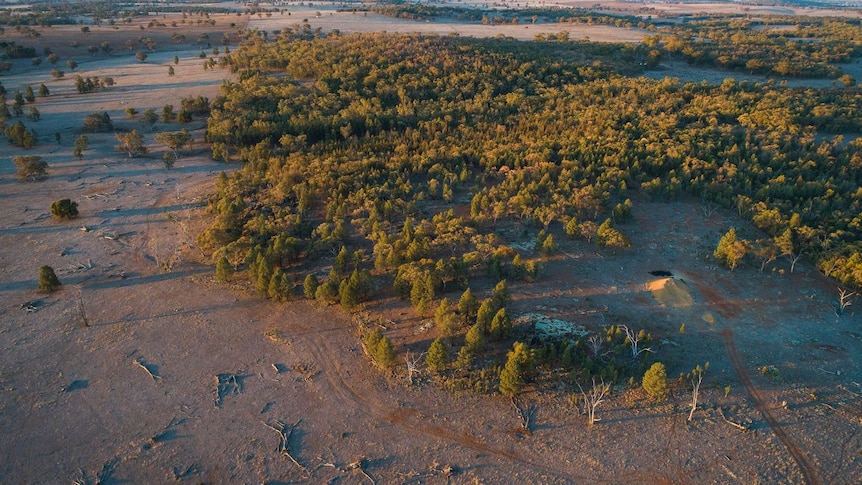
[200,26,861,391]
[375,5,862,79]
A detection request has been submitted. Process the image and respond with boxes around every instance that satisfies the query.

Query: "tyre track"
[295,321,611,483]
[722,327,821,485]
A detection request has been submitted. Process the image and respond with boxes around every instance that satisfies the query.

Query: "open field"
[1,4,861,484]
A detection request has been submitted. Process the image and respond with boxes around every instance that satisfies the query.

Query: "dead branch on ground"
[718,407,748,431]
[214,373,242,407]
[263,419,308,475]
[77,289,89,327]
[133,357,160,381]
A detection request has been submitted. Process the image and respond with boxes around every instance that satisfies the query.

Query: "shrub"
[642,362,669,401]
[50,199,78,219]
[38,266,61,292]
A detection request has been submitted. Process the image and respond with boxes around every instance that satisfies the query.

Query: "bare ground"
[1,11,861,485]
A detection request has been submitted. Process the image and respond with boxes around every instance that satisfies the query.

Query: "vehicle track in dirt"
[291,315,612,483]
[721,327,821,485]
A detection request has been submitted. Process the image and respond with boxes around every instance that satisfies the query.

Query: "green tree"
[135,51,148,62]
[714,227,747,270]
[339,271,361,309]
[38,265,61,292]
[426,337,448,373]
[499,341,530,397]
[476,298,495,334]
[374,335,396,370]
[642,362,668,401]
[13,156,47,181]
[141,108,158,127]
[489,307,512,340]
[115,129,147,157]
[565,217,579,239]
[155,129,193,159]
[434,298,457,337]
[215,255,232,281]
[303,273,319,299]
[410,271,434,315]
[50,199,78,219]
[38,83,49,97]
[457,287,479,323]
[268,268,292,301]
[540,233,557,256]
[492,279,510,309]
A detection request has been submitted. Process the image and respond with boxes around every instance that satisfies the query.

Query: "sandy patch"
[647,276,694,308]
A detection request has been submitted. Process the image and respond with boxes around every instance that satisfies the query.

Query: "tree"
[82,111,112,132]
[73,135,88,159]
[457,288,479,323]
[267,269,291,301]
[168,66,175,77]
[373,335,396,370]
[434,298,457,337]
[115,129,148,157]
[775,228,803,273]
[492,279,510,309]
[410,271,434,315]
[565,217,579,239]
[215,255,232,281]
[66,60,78,71]
[38,84,49,97]
[476,298,495,334]
[38,266,61,292]
[642,362,668,401]
[597,218,631,249]
[50,199,78,219]
[155,129,193,159]
[540,233,556,255]
[162,105,178,123]
[339,271,361,309]
[688,363,708,421]
[714,227,746,270]
[303,273,319,299]
[838,74,856,87]
[13,156,47,181]
[24,85,35,103]
[124,107,138,118]
[141,108,158,127]
[135,51,148,62]
[499,341,530,397]
[489,307,512,340]
[578,377,610,426]
[51,68,64,79]
[425,337,448,374]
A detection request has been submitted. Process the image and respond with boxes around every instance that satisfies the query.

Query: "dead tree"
[586,334,604,358]
[512,397,538,433]
[620,325,652,359]
[836,287,857,317]
[403,351,426,386]
[577,378,610,426]
[688,363,708,421]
